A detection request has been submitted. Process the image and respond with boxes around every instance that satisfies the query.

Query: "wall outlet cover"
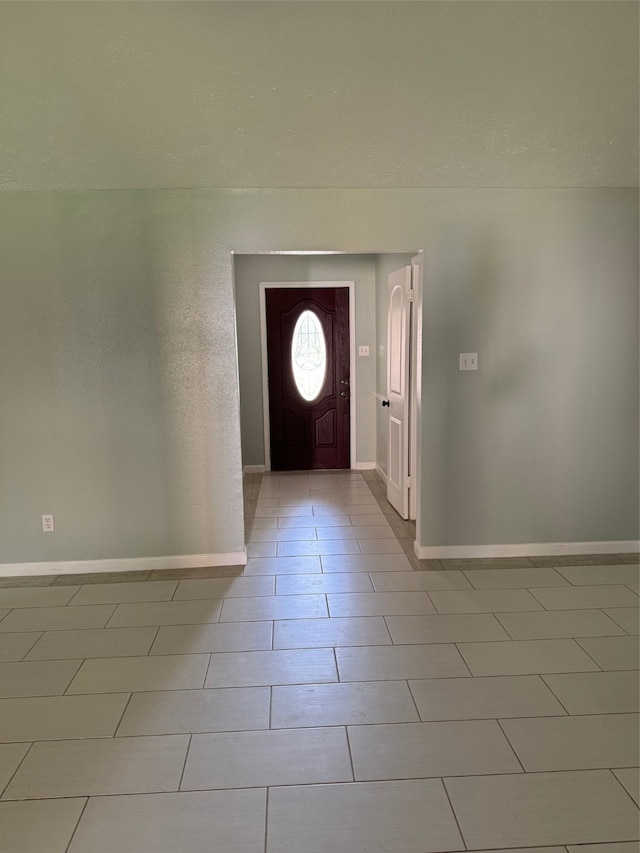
[459,352,478,371]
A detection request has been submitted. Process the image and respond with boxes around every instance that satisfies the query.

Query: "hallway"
[0,470,638,851]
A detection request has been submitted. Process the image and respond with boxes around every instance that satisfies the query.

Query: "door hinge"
[406,290,414,302]
[405,476,413,488]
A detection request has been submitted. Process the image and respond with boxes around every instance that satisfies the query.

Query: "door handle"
[341,379,349,385]
[340,390,350,397]
[381,400,390,407]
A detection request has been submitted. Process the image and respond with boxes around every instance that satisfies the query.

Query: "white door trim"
[410,252,423,526]
[415,541,640,560]
[259,281,356,472]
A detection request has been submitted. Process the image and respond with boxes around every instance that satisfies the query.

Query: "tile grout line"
[264,786,270,853]
[64,586,84,606]
[539,673,580,713]
[453,642,475,678]
[62,658,86,696]
[332,646,340,683]
[19,630,45,661]
[344,725,357,782]
[381,615,395,644]
[563,638,604,672]
[63,795,90,853]
[0,740,35,800]
[608,768,640,808]
[495,717,527,774]
[45,670,639,702]
[4,763,640,803]
[177,733,193,792]
[440,776,469,851]
[0,707,627,745]
[493,612,519,641]
[102,603,119,629]
[112,691,135,738]
[532,673,571,716]
[147,625,162,656]
[405,677,422,720]
[601,607,636,636]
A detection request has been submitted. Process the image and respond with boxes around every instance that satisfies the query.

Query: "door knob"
[341,379,349,385]
[340,390,350,397]
[381,400,390,407]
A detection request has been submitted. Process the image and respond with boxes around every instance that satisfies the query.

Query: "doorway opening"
[232,250,423,544]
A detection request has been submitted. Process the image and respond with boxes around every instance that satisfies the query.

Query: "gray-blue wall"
[1,188,638,564]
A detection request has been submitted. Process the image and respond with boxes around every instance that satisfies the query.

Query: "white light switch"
[459,353,478,371]
[358,346,370,357]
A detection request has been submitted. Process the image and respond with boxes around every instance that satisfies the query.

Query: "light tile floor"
[0,469,638,853]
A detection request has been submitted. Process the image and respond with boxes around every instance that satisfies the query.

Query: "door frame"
[259,281,356,472]
[409,252,423,522]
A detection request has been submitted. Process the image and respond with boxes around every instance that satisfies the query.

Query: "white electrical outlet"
[459,352,478,371]
[358,345,370,357]
[42,514,55,532]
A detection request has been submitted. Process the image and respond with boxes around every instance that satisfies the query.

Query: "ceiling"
[1,1,638,190]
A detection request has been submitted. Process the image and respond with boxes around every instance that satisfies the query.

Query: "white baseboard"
[375,465,388,485]
[251,463,374,474]
[0,551,248,578]
[414,541,640,560]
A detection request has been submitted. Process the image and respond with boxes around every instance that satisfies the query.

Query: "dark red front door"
[265,288,350,470]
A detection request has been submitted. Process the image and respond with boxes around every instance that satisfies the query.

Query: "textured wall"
[0,191,245,562]
[234,254,378,468]
[0,2,637,190]
[1,188,637,563]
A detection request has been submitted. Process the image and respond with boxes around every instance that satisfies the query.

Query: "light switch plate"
[358,346,370,357]
[459,352,478,371]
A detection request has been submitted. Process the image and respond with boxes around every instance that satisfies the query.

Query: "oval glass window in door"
[291,310,327,401]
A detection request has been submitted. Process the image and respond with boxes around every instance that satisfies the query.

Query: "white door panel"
[388,415,402,494]
[386,265,412,519]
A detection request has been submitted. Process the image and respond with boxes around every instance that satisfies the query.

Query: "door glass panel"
[291,310,327,401]
[389,285,403,395]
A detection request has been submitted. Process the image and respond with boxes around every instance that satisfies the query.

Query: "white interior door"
[386,265,412,518]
